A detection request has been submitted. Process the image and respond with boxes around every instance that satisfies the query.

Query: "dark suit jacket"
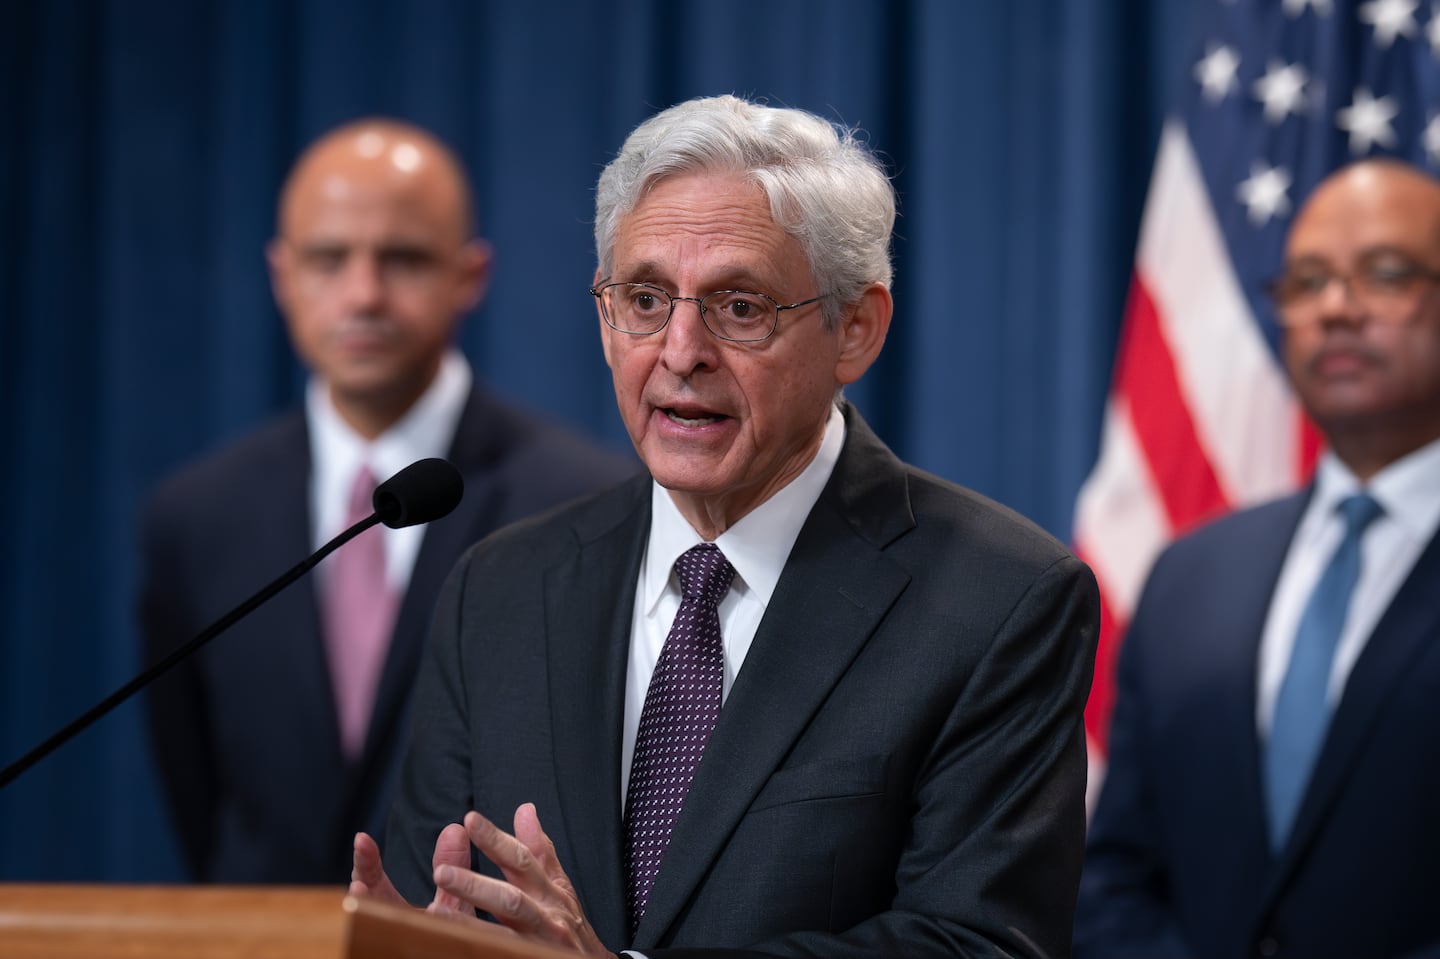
[385,405,1099,958]
[1076,492,1440,959]
[140,383,637,884]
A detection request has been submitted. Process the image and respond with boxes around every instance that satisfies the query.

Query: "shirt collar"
[1306,434,1440,540]
[640,403,847,615]
[307,349,472,506]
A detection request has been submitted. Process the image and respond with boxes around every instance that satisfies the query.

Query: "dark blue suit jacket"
[1077,491,1440,959]
[140,383,637,884]
[386,405,1099,958]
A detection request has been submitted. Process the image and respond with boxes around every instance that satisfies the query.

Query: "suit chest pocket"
[747,754,888,813]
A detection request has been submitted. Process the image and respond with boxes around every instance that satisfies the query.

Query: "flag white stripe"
[1138,123,1301,508]
[1074,396,1172,620]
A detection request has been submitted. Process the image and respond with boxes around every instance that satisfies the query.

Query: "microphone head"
[373,458,464,529]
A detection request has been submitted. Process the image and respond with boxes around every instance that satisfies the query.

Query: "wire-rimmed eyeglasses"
[590,281,829,343]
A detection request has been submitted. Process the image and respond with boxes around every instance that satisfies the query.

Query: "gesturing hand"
[350,822,471,912]
[432,803,612,956]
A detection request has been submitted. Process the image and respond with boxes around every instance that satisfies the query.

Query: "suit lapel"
[263,418,373,867]
[350,388,517,839]
[633,409,915,948]
[1213,498,1310,843]
[268,419,341,759]
[362,390,500,764]
[1264,526,1440,906]
[249,419,359,876]
[545,479,652,948]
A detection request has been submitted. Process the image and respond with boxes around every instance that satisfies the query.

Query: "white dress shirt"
[1257,436,1440,735]
[307,349,472,594]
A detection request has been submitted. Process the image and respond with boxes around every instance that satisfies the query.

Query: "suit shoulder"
[455,473,648,573]
[904,465,1081,571]
[1121,492,1308,661]
[455,392,639,496]
[451,391,641,521]
[1149,491,1308,576]
[143,413,307,528]
[851,464,1097,638]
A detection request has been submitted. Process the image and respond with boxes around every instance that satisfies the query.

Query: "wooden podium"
[0,884,584,959]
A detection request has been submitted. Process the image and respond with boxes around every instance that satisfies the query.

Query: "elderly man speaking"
[351,94,1099,959]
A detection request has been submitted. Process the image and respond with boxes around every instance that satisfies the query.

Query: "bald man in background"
[1077,159,1440,957]
[140,120,635,884]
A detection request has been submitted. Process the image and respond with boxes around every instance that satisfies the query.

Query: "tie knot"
[674,543,735,607]
[1337,492,1383,536]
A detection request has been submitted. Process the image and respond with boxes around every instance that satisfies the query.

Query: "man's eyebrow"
[293,238,352,252]
[614,260,664,284]
[376,241,442,256]
[1287,245,1420,266]
[712,271,777,291]
[612,261,780,292]
[292,238,441,254]
[1355,244,1423,259]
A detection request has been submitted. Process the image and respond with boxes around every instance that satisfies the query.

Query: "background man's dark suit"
[1077,491,1440,959]
[141,383,636,883]
[386,406,1099,958]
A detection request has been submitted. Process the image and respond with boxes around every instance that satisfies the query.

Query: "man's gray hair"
[594,95,896,329]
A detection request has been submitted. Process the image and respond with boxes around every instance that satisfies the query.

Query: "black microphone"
[373,456,464,529]
[0,457,464,790]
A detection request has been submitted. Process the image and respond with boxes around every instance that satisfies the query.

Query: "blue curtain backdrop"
[0,0,1186,880]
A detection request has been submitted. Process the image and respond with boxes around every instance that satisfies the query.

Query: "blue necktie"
[1264,492,1383,850]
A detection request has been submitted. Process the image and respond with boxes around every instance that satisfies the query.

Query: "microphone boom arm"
[0,513,383,790]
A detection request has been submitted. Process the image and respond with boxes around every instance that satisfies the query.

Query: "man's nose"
[659,297,719,375]
[340,254,385,309]
[1315,272,1365,321]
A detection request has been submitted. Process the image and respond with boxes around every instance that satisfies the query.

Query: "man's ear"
[265,238,292,313]
[454,239,494,312]
[834,283,893,386]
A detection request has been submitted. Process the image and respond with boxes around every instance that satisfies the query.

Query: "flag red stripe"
[1116,275,1233,535]
[1299,410,1323,478]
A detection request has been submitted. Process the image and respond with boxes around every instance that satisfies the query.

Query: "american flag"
[1073,0,1440,784]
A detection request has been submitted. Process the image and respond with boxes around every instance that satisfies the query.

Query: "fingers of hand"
[350,831,402,903]
[445,809,606,954]
[426,895,481,922]
[513,803,574,891]
[430,821,470,911]
[464,810,543,888]
[434,864,546,929]
[433,821,470,870]
[352,832,383,882]
[432,885,466,914]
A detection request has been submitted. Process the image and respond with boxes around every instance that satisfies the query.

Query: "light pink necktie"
[322,465,400,759]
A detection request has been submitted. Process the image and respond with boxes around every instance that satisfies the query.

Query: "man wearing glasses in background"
[349,94,1100,958]
[1077,159,1440,958]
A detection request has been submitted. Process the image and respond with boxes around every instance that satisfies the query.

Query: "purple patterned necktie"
[624,542,735,931]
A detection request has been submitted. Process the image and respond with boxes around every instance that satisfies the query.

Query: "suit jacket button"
[1257,936,1280,957]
